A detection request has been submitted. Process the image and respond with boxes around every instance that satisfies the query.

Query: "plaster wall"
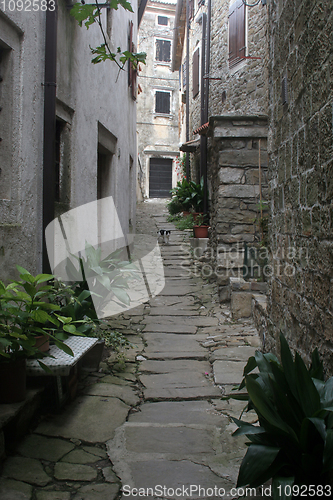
[0,1,138,281]
[137,0,180,199]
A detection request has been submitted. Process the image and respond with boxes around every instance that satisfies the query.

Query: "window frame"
[155,38,172,64]
[228,0,247,69]
[154,90,172,115]
[157,15,168,26]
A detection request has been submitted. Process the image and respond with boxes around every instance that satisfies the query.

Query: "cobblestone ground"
[0,200,263,500]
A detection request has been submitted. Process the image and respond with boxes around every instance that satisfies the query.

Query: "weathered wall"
[0,9,45,280]
[137,0,180,199]
[209,0,268,117]
[266,0,333,372]
[207,116,268,300]
[0,1,138,281]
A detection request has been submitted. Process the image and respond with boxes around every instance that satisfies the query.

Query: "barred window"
[155,91,171,114]
[156,39,171,62]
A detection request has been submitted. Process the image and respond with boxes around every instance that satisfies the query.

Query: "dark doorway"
[149,158,172,198]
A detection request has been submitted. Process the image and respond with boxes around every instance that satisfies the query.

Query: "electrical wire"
[241,0,261,7]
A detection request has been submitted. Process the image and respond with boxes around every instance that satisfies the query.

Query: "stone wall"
[266,0,333,372]
[207,116,268,300]
[209,0,268,117]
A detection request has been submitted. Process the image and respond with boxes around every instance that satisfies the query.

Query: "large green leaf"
[232,418,265,437]
[30,310,52,324]
[63,324,77,334]
[237,444,280,487]
[294,353,321,417]
[280,333,298,400]
[54,340,73,357]
[112,287,130,306]
[245,375,291,435]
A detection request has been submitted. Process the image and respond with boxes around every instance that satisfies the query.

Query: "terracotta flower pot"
[0,358,26,404]
[33,334,50,352]
[193,225,209,238]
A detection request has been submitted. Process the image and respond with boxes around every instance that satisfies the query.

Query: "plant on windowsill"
[224,333,333,498]
[0,266,84,403]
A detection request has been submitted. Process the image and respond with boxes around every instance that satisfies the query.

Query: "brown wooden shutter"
[192,47,200,98]
[229,0,245,68]
[237,0,246,60]
[228,3,237,66]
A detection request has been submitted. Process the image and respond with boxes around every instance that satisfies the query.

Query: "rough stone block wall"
[209,0,268,117]
[207,116,268,299]
[266,0,333,372]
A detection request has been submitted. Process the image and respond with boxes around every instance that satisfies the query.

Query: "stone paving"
[0,199,262,500]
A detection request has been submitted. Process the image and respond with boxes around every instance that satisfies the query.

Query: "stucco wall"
[266,0,333,372]
[137,0,180,199]
[0,1,138,281]
[0,9,45,280]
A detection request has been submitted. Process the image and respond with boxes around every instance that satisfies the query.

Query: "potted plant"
[193,213,209,238]
[0,266,82,403]
[225,333,333,498]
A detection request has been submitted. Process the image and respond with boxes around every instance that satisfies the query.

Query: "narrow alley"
[0,200,261,500]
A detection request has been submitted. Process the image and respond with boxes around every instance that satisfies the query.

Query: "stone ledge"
[0,388,43,463]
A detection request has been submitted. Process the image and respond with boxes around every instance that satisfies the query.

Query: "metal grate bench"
[26,336,99,408]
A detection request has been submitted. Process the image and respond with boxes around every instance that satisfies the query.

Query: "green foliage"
[65,242,140,317]
[70,2,146,70]
[167,198,184,216]
[0,267,85,363]
[167,214,195,231]
[193,213,209,227]
[225,333,333,496]
[169,177,204,213]
[100,328,134,372]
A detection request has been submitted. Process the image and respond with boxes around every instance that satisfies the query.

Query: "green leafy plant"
[169,177,204,213]
[70,1,146,71]
[193,213,209,227]
[0,267,84,365]
[65,242,140,317]
[225,333,333,498]
[167,197,184,216]
[101,329,134,371]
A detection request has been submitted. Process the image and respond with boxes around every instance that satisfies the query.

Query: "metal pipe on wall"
[42,6,58,273]
[185,0,190,180]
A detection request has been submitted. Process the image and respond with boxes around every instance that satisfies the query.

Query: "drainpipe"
[203,0,211,214]
[199,12,206,183]
[185,0,190,180]
[42,6,58,273]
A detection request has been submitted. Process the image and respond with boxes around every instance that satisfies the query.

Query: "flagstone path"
[0,199,262,500]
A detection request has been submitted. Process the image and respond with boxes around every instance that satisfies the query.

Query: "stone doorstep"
[0,388,43,463]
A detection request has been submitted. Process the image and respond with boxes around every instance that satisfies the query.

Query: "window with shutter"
[192,47,200,98]
[155,39,171,62]
[228,0,246,69]
[158,16,168,26]
[155,91,171,114]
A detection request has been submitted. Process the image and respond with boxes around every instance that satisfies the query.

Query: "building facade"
[265,0,333,372]
[0,0,140,280]
[172,0,269,297]
[137,0,180,200]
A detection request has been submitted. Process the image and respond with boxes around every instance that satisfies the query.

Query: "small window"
[229,0,246,68]
[155,91,171,114]
[158,16,168,26]
[192,48,200,98]
[155,39,171,62]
